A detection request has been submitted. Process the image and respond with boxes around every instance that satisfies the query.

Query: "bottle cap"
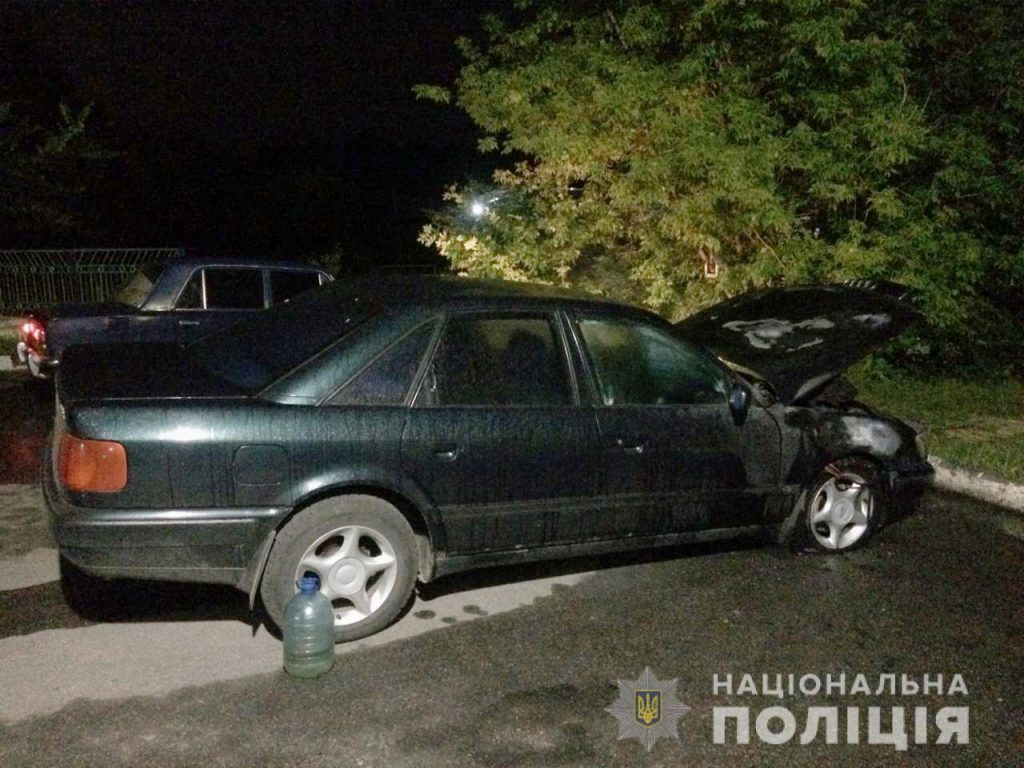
[297,575,320,593]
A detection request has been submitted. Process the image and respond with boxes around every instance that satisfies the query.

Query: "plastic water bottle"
[283,576,335,678]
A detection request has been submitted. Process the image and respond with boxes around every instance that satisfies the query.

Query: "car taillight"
[21,319,45,344]
[58,434,128,493]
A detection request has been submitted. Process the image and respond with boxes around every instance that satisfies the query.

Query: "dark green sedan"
[45,276,932,642]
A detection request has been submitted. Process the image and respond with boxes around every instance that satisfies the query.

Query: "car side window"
[327,322,437,407]
[424,315,572,407]
[176,268,266,310]
[176,271,204,309]
[578,316,731,406]
[270,270,322,305]
[204,268,265,309]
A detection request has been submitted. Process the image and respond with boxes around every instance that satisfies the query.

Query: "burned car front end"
[773,394,933,548]
[678,282,934,550]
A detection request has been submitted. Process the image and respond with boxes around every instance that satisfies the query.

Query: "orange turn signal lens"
[58,434,128,493]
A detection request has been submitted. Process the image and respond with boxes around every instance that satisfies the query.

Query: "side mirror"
[729,383,751,426]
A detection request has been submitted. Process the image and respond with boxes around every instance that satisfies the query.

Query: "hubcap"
[329,559,367,596]
[810,471,874,551]
[295,525,398,627]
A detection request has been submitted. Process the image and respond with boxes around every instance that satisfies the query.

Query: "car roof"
[163,254,326,271]
[337,274,633,315]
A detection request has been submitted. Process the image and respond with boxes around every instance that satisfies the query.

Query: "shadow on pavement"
[58,555,252,627]
[416,533,766,600]
[0,577,250,640]
[31,535,768,640]
[0,371,52,484]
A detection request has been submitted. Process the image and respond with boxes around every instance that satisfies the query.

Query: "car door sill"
[431,524,765,579]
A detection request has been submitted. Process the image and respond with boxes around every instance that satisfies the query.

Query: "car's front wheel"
[260,495,418,643]
[803,457,884,552]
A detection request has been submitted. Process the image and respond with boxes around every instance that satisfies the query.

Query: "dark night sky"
[1,0,505,267]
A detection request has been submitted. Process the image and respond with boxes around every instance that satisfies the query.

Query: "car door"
[401,311,603,555]
[573,312,781,534]
[174,266,267,343]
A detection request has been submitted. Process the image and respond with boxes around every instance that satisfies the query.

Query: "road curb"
[931,456,1024,513]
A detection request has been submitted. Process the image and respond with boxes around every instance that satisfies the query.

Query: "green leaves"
[418,0,1024,369]
[411,85,452,105]
[0,100,113,242]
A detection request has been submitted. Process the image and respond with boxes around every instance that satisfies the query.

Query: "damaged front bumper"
[888,459,935,512]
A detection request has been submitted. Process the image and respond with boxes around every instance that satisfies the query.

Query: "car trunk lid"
[57,342,247,405]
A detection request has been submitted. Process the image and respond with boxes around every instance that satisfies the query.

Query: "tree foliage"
[417,0,1023,368]
[0,100,113,245]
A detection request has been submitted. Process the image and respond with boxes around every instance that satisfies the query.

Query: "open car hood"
[676,283,920,404]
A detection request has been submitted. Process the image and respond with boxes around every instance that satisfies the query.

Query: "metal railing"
[0,248,183,312]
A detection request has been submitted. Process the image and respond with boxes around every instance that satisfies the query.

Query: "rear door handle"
[432,444,459,461]
[178,319,201,327]
[615,437,646,455]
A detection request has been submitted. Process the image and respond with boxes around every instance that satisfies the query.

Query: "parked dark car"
[11,254,332,378]
[45,276,932,642]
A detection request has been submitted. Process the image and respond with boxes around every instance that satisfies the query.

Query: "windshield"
[110,263,164,308]
[188,283,380,392]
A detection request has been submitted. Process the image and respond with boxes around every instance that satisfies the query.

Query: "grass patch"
[0,318,19,350]
[850,366,1024,484]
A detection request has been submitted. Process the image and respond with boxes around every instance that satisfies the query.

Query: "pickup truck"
[11,255,332,378]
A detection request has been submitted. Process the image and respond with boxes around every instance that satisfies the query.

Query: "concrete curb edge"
[931,456,1024,513]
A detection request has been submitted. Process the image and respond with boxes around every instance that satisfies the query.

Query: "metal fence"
[0,248,183,312]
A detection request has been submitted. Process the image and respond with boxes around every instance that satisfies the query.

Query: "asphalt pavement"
[0,369,1021,767]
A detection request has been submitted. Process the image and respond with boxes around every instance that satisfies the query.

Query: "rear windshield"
[110,262,164,308]
[188,283,379,391]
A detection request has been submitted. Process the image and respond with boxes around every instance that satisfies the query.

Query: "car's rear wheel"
[803,457,883,552]
[261,495,417,643]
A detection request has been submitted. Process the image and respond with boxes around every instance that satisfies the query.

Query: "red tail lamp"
[21,320,44,341]
[58,434,128,493]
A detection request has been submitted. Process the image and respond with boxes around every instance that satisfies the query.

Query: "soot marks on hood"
[722,317,836,352]
[677,284,920,404]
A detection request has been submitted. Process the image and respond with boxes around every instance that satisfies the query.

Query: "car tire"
[260,495,418,643]
[802,457,884,553]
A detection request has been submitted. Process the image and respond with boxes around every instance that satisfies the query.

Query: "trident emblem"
[607,667,689,751]
[635,690,661,726]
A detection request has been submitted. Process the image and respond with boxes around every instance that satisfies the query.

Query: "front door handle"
[178,319,201,327]
[432,444,459,461]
